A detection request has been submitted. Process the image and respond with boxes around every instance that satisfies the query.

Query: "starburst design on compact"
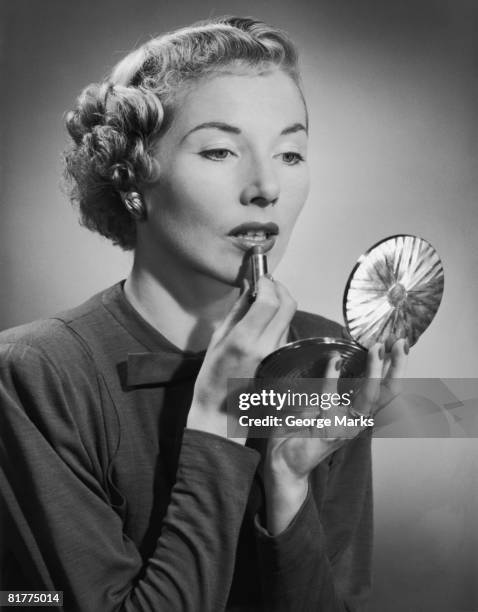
[344,235,444,350]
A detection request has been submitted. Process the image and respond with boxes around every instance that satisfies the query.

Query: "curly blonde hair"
[64,16,303,250]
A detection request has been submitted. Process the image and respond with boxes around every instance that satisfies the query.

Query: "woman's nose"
[240,159,280,207]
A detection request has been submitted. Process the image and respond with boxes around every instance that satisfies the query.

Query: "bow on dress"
[126,351,206,387]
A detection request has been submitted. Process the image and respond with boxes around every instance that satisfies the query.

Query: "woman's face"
[141,68,309,286]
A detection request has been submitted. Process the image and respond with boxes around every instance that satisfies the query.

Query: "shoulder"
[0,289,107,376]
[0,297,109,437]
[290,309,344,342]
[0,298,117,492]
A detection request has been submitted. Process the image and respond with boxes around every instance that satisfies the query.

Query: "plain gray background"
[1,1,477,609]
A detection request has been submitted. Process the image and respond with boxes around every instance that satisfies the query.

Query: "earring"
[120,191,146,220]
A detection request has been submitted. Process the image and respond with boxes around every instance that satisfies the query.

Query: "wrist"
[187,404,223,436]
[264,468,308,504]
[262,452,309,535]
[187,401,246,446]
[264,449,308,488]
[264,476,309,536]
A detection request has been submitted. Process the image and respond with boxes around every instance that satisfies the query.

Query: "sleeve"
[0,343,260,612]
[254,429,373,612]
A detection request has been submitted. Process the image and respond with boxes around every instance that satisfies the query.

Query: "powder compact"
[256,235,444,380]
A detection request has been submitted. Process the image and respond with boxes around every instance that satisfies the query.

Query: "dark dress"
[0,282,373,611]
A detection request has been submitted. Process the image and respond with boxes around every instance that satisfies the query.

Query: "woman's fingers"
[237,276,281,337]
[318,353,342,440]
[212,276,296,374]
[213,280,252,341]
[322,351,341,396]
[353,342,384,416]
[259,280,297,350]
[386,338,409,379]
[379,338,409,406]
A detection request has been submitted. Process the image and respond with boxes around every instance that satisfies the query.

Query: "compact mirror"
[256,235,444,380]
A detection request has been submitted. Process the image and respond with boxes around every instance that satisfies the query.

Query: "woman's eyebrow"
[181,121,307,142]
[181,122,241,142]
[281,122,307,136]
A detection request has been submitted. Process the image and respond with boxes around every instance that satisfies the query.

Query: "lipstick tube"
[250,245,268,302]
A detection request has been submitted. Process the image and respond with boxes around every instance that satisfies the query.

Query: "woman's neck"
[124,254,240,353]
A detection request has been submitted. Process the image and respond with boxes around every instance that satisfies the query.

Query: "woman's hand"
[187,276,297,443]
[263,339,409,534]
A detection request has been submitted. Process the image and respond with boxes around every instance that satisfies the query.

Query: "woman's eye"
[281,151,305,165]
[200,149,233,161]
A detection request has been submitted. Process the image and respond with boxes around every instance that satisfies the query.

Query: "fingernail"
[378,345,384,360]
[403,339,410,355]
[335,358,343,371]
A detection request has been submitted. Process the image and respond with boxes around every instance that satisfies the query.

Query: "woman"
[0,16,407,611]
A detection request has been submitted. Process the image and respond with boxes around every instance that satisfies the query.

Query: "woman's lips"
[228,222,279,253]
[229,233,277,252]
